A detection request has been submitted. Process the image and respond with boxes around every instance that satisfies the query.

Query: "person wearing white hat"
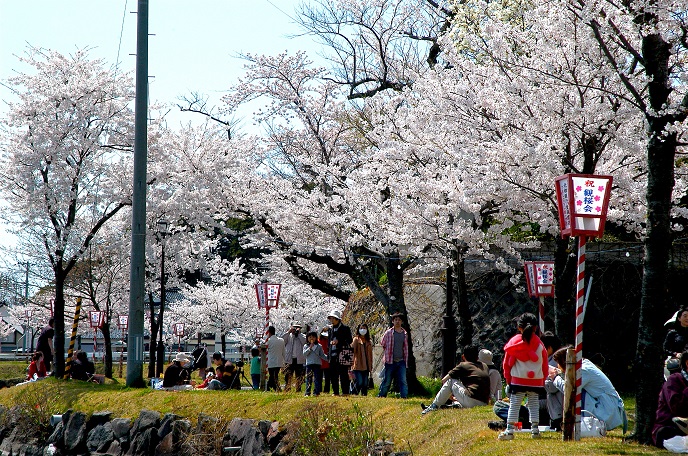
[479,349,503,403]
[326,310,353,395]
[162,352,191,388]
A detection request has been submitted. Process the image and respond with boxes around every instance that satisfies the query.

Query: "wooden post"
[562,347,576,440]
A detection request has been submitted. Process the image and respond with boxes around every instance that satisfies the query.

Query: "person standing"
[377,312,409,399]
[282,322,307,392]
[318,329,331,393]
[250,347,261,390]
[326,310,353,395]
[303,331,328,396]
[351,323,374,395]
[36,318,55,372]
[421,345,490,414]
[265,326,286,391]
[498,312,548,441]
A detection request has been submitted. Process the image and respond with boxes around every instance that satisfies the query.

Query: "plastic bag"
[664,435,688,453]
[580,410,606,438]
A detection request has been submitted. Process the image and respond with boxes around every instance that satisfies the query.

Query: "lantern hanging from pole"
[555,174,613,238]
[255,283,282,309]
[117,315,129,331]
[89,310,104,329]
[173,322,185,337]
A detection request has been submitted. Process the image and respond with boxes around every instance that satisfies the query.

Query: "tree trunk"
[385,256,422,393]
[632,32,677,444]
[53,271,67,378]
[454,243,472,348]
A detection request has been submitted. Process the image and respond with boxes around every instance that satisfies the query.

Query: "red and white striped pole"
[574,235,586,440]
[538,296,545,334]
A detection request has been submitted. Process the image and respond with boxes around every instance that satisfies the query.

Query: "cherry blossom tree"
[0,47,135,377]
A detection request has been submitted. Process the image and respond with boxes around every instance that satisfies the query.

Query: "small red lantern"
[555,174,613,238]
[117,315,129,331]
[255,283,281,309]
[89,310,104,329]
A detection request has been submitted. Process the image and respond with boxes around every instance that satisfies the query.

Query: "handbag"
[580,410,607,438]
[368,374,374,389]
[338,347,353,366]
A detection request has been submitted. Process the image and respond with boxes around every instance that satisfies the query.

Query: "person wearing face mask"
[351,323,374,395]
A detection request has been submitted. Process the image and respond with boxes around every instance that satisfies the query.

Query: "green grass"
[0,372,666,455]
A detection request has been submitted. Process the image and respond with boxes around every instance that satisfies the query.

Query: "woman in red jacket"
[27,351,47,380]
[498,313,548,441]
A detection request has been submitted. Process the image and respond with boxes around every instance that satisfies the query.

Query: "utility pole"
[126,0,149,387]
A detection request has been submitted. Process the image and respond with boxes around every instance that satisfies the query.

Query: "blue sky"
[0,0,322,247]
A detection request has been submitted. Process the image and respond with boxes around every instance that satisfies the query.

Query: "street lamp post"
[156,218,169,377]
[24,309,33,354]
[555,173,612,441]
[173,323,185,353]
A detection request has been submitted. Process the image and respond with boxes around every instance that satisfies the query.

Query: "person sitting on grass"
[421,344,491,415]
[27,351,47,381]
[195,367,216,389]
[70,350,95,382]
[654,351,688,447]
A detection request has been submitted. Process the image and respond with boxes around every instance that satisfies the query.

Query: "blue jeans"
[304,364,322,395]
[251,374,261,390]
[377,361,407,398]
[353,370,369,395]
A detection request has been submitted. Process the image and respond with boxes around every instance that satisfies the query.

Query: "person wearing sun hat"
[479,348,503,403]
[325,309,353,395]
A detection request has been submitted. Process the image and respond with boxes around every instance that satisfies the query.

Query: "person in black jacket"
[70,350,95,381]
[326,310,353,395]
[665,307,688,358]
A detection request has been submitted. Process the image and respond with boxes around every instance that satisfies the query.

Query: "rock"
[127,427,159,456]
[221,418,267,456]
[265,422,285,451]
[46,421,64,446]
[130,410,160,437]
[88,411,113,430]
[257,420,272,439]
[100,439,123,456]
[171,419,191,451]
[63,411,88,453]
[111,417,132,449]
[156,413,180,440]
[87,422,115,453]
[154,432,173,455]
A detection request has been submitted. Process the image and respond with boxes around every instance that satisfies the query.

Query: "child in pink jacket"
[498,312,548,440]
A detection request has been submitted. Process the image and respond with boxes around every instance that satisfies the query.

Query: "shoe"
[674,417,688,434]
[421,404,438,415]
[488,421,507,431]
[497,431,514,441]
[420,402,427,411]
[531,430,541,439]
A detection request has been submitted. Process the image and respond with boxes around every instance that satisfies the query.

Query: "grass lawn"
[0,367,667,455]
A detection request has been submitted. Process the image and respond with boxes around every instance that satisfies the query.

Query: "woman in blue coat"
[550,347,627,431]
